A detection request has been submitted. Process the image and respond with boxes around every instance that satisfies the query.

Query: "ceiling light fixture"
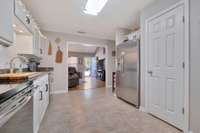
[83,0,108,16]
[82,44,93,47]
[19,30,24,33]
[12,24,17,28]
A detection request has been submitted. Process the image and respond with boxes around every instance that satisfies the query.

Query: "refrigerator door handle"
[148,70,153,76]
[121,55,124,73]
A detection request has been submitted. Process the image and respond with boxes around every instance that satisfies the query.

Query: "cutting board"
[0,72,39,83]
[55,46,63,63]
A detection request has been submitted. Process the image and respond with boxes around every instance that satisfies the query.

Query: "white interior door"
[147,5,184,129]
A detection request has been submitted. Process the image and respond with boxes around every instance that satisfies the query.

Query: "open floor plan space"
[69,77,105,91]
[39,88,181,133]
[0,0,199,133]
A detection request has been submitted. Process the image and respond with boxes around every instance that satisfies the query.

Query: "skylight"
[83,0,108,16]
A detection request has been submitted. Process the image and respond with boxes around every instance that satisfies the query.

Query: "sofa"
[68,67,80,88]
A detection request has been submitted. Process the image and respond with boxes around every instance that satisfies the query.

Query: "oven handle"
[0,94,31,120]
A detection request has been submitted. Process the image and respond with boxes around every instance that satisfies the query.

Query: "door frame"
[144,0,189,132]
[66,41,109,90]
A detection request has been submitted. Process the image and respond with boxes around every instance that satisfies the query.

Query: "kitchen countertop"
[0,72,49,84]
[0,67,54,74]
[0,72,49,105]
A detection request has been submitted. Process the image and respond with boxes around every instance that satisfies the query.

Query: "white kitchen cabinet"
[14,0,33,33]
[33,74,49,133]
[33,86,41,133]
[115,28,130,46]
[0,0,14,46]
[33,29,40,56]
[33,29,47,57]
[44,83,50,110]
[39,35,47,56]
[38,85,46,122]
[13,0,45,57]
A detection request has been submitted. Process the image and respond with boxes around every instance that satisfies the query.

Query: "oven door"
[0,91,33,133]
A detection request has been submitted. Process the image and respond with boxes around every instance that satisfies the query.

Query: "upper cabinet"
[33,29,47,57]
[12,0,47,57]
[0,0,47,57]
[33,29,40,56]
[14,0,33,33]
[0,0,14,46]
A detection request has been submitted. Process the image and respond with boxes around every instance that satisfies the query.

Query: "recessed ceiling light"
[83,0,108,16]
[19,30,24,33]
[12,24,17,28]
[82,44,93,47]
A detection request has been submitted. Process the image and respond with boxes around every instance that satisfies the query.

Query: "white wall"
[140,0,181,109]
[189,0,200,132]
[40,30,115,93]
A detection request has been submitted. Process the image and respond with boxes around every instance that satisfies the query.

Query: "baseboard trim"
[139,106,146,112]
[50,90,68,95]
[189,131,194,133]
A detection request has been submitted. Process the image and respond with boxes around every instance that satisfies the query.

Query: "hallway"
[39,88,181,133]
[69,77,105,91]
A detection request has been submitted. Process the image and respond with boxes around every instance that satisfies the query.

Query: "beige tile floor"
[39,88,182,133]
[69,77,105,91]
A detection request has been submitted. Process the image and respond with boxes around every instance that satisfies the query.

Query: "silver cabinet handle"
[45,84,49,92]
[40,91,43,101]
[121,55,124,72]
[148,71,153,76]
[26,16,30,24]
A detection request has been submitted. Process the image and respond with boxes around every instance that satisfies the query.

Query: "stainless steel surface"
[0,85,34,133]
[40,91,43,101]
[148,70,153,76]
[116,40,140,107]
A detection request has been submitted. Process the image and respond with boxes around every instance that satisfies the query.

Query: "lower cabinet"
[33,87,41,133]
[33,74,49,133]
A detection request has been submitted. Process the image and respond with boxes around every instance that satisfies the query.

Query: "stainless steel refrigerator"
[116,39,140,107]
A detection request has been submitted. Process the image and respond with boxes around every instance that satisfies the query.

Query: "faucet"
[9,56,28,73]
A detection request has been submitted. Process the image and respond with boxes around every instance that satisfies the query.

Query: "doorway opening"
[67,43,107,91]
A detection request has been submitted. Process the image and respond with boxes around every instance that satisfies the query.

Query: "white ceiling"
[22,0,154,40]
[68,44,97,54]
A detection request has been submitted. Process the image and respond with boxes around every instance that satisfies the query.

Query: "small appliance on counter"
[18,54,42,72]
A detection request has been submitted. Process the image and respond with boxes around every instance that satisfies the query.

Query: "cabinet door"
[33,88,41,133]
[44,83,49,109]
[39,36,46,56]
[33,29,40,56]
[14,0,33,33]
[39,86,46,121]
[0,0,14,45]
